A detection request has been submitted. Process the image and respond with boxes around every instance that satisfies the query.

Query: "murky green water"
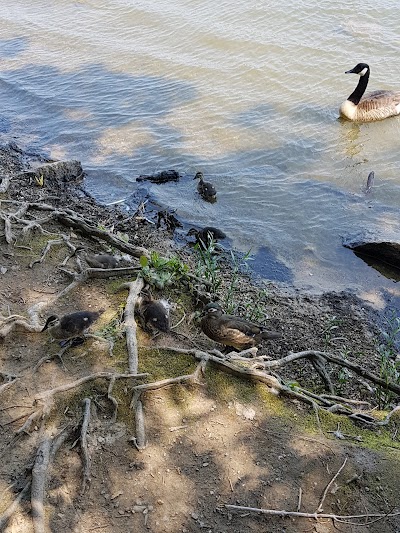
[1,0,400,304]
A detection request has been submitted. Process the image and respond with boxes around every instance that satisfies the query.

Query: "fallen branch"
[54,209,149,258]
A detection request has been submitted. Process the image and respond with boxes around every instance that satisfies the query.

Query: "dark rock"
[21,160,84,186]
[136,169,180,184]
[343,237,400,280]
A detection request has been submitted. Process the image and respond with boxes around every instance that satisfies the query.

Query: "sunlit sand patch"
[358,290,387,310]
[94,123,154,162]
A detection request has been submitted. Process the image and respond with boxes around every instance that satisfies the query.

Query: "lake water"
[1,0,400,307]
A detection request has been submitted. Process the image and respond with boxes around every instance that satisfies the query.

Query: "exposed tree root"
[107,377,118,423]
[35,371,147,406]
[80,398,92,495]
[0,175,11,193]
[119,278,145,375]
[0,481,31,530]
[31,436,51,533]
[316,456,348,513]
[0,372,19,394]
[224,504,400,525]
[131,393,147,451]
[133,359,207,394]
[156,346,399,426]
[0,302,46,339]
[118,276,147,450]
[0,425,75,531]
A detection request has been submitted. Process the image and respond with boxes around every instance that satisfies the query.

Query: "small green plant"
[376,310,400,409]
[194,237,221,294]
[139,251,189,289]
[239,288,271,323]
[322,315,342,346]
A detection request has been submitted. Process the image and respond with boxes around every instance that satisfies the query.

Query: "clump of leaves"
[139,251,189,289]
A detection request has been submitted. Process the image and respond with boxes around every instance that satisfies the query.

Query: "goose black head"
[345,63,370,76]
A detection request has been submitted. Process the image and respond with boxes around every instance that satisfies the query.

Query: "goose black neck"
[348,68,369,105]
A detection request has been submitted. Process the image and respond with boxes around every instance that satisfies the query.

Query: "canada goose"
[42,310,103,345]
[340,63,400,122]
[136,290,170,333]
[193,172,217,202]
[200,302,280,350]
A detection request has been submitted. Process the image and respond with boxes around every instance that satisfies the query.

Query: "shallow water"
[1,0,400,305]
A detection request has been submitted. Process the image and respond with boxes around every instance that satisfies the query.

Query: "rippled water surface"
[1,0,400,303]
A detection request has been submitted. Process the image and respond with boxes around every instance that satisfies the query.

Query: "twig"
[297,487,302,512]
[80,398,92,495]
[316,457,348,513]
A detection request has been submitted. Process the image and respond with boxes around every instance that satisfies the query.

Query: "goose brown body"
[340,63,400,122]
[200,302,280,350]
